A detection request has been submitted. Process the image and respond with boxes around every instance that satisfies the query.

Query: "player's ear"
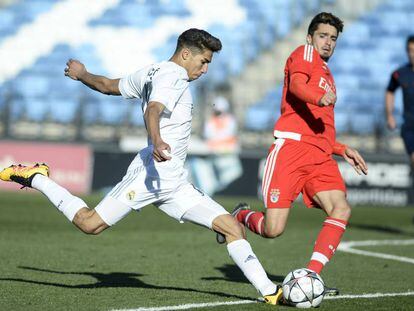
[181,48,191,61]
[306,34,312,45]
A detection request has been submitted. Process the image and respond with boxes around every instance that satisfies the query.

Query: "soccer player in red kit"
[218,12,368,290]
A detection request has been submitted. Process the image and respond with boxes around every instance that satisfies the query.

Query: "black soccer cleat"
[324,286,340,296]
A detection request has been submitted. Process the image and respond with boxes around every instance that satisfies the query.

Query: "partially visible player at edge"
[385,35,414,211]
[0,29,283,304]
[218,12,368,286]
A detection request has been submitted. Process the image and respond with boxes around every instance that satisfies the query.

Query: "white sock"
[32,174,87,221]
[227,239,277,296]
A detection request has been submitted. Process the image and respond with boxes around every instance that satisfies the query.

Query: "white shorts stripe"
[264,139,285,199]
[311,252,330,265]
[110,166,142,199]
[110,170,137,198]
[262,139,285,205]
[262,146,278,199]
[262,144,278,200]
[109,173,135,198]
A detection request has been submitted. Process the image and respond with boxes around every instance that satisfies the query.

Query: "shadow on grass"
[0,266,254,301]
[349,223,414,237]
[201,264,284,283]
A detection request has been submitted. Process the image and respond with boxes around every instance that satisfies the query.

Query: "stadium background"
[0,0,412,206]
[1,2,414,310]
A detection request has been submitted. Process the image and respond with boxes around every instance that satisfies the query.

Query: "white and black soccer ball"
[282,268,325,308]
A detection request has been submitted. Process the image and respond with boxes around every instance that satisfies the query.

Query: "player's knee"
[330,201,351,221]
[78,220,102,235]
[226,219,244,239]
[213,214,244,240]
[73,209,104,235]
[264,225,285,238]
[81,225,100,235]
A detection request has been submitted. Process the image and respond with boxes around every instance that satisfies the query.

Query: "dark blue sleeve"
[387,70,400,92]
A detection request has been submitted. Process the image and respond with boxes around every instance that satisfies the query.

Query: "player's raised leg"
[205,212,283,304]
[306,190,350,274]
[232,206,290,239]
[161,188,283,304]
[0,163,112,234]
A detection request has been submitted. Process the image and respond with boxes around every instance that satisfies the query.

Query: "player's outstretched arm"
[333,141,368,175]
[64,59,121,95]
[385,91,396,130]
[343,146,368,175]
[144,101,172,162]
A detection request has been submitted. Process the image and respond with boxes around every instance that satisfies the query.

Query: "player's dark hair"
[175,28,222,54]
[308,12,344,36]
[406,35,414,49]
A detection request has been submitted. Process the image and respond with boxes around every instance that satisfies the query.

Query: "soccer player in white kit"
[0,29,282,304]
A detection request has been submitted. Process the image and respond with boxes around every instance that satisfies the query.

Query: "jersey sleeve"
[288,45,314,78]
[149,71,188,113]
[332,141,347,156]
[119,70,143,99]
[386,70,400,92]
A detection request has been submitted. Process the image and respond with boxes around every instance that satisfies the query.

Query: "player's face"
[185,49,212,81]
[307,23,338,61]
[407,42,414,65]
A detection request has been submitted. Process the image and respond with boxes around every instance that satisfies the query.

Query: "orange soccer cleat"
[0,163,49,188]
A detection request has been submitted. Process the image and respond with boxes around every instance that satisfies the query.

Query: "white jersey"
[119,61,192,162]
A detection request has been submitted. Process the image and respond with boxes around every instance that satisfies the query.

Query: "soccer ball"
[282,268,325,308]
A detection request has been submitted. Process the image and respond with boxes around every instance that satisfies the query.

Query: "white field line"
[337,239,414,264]
[110,291,414,311]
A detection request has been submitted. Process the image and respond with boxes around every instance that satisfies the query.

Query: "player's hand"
[153,140,172,162]
[318,91,336,106]
[343,147,368,175]
[64,59,87,81]
[387,115,397,130]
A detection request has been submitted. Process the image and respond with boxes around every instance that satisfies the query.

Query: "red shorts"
[262,138,346,208]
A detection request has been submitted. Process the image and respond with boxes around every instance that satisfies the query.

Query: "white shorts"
[95,147,229,228]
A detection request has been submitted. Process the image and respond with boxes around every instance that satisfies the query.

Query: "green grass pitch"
[0,191,413,310]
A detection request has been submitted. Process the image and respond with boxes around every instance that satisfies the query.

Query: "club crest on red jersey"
[270,188,280,203]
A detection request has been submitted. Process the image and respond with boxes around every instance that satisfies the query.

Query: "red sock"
[307,217,347,274]
[236,210,265,236]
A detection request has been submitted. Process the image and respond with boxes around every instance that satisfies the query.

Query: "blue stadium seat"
[0,10,14,30]
[12,74,50,98]
[89,0,188,29]
[82,100,101,124]
[335,109,350,134]
[50,99,79,123]
[23,98,51,122]
[0,1,54,44]
[152,36,177,62]
[9,98,25,121]
[129,102,145,126]
[349,111,377,135]
[99,97,129,125]
[324,0,414,135]
[5,0,407,140]
[244,104,279,131]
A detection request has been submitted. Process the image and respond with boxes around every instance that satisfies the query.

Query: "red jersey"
[274,45,336,154]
